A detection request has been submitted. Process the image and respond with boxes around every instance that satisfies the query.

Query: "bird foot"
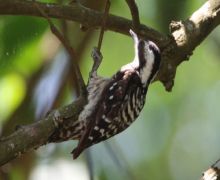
[90,47,103,78]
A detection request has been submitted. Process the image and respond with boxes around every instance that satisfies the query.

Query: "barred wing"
[72,70,144,158]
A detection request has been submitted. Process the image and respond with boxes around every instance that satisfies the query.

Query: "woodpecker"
[49,30,161,159]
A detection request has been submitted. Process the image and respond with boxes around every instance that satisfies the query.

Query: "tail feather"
[48,120,84,142]
[72,146,84,159]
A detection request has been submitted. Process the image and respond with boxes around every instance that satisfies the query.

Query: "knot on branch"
[169,20,182,33]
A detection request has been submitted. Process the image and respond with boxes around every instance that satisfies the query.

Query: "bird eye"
[148,42,160,55]
[149,44,154,51]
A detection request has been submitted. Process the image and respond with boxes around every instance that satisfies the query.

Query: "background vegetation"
[1,0,220,179]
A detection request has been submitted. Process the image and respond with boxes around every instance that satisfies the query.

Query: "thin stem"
[125,0,140,32]
[33,2,86,96]
[97,0,111,51]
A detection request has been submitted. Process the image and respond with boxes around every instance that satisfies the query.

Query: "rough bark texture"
[0,0,220,166]
[0,97,86,166]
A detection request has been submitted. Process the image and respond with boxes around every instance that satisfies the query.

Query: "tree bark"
[0,0,220,166]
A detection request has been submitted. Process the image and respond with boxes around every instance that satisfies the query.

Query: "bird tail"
[48,120,84,143]
[71,145,84,159]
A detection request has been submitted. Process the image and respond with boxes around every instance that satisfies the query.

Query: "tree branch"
[96,0,110,51]
[0,97,86,166]
[125,0,141,31]
[0,0,219,90]
[1,0,220,165]
[0,0,168,47]
[158,0,220,90]
[202,159,220,180]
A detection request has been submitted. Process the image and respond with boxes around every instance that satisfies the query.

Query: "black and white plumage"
[71,30,161,158]
[49,30,161,159]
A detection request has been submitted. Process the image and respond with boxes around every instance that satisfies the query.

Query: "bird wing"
[72,70,142,159]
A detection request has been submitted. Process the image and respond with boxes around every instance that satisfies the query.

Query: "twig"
[0,0,167,47]
[0,97,86,166]
[1,0,220,166]
[97,0,111,51]
[58,14,83,97]
[125,0,140,31]
[33,2,86,96]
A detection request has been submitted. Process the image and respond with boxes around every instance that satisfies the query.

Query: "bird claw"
[91,47,103,62]
[90,47,103,77]
[53,110,63,128]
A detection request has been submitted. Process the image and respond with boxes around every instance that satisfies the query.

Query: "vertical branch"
[125,0,140,32]
[97,0,111,51]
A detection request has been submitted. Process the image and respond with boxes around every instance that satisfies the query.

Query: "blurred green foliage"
[1,0,220,180]
[0,16,48,122]
[0,16,48,74]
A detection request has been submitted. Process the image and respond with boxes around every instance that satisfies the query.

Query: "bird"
[49,29,161,159]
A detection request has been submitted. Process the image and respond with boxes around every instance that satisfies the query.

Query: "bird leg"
[89,0,110,79]
[90,47,103,78]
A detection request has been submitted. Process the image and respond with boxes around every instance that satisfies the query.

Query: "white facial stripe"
[120,40,156,86]
[140,50,155,85]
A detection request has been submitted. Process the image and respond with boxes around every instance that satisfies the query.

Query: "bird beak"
[129,29,138,44]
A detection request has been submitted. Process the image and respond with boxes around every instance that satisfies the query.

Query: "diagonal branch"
[0,0,168,48]
[0,97,86,166]
[158,0,220,90]
[1,0,220,90]
[125,0,140,31]
[33,1,86,96]
[1,0,220,166]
